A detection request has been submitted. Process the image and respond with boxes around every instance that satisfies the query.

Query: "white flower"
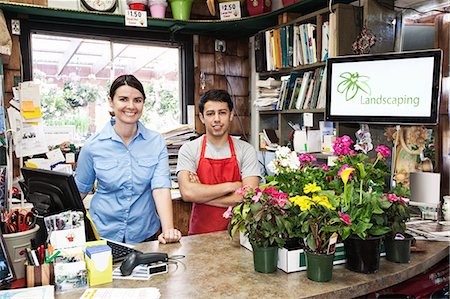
[267,160,279,175]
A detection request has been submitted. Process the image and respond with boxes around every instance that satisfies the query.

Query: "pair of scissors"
[6,209,36,233]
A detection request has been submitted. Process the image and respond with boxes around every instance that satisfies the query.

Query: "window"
[21,20,193,145]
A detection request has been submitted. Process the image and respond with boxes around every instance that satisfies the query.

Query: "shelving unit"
[0,0,354,38]
[255,3,362,149]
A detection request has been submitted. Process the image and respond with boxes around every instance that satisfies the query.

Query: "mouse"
[120,252,169,276]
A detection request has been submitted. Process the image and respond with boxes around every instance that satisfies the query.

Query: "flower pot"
[169,0,193,20]
[384,233,413,263]
[305,251,334,282]
[252,244,278,273]
[127,0,148,10]
[344,235,382,273]
[4,225,40,279]
[149,0,167,18]
[247,0,264,16]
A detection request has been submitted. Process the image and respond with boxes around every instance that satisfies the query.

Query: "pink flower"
[235,185,252,195]
[321,164,329,172]
[333,135,355,156]
[299,153,316,163]
[252,192,262,203]
[262,187,287,200]
[338,211,352,225]
[223,206,233,219]
[375,145,391,158]
[276,198,288,207]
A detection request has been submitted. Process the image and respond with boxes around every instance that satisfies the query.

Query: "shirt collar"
[98,119,149,141]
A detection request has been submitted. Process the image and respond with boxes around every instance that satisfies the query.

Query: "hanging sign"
[125,10,147,27]
[219,1,241,20]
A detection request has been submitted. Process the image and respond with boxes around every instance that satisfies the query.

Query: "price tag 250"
[125,9,148,27]
[219,1,241,20]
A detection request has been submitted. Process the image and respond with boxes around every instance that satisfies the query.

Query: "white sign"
[219,1,241,20]
[125,9,147,27]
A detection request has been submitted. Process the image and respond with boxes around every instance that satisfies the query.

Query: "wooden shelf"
[258,61,326,77]
[259,109,325,115]
[0,0,353,38]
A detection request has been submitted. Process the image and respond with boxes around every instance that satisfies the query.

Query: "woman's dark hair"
[109,74,146,100]
[109,74,145,117]
[198,89,233,114]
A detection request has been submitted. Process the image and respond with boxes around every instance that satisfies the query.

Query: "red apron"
[188,135,242,235]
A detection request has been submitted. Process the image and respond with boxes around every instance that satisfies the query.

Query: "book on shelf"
[321,21,329,61]
[261,129,279,151]
[303,78,315,109]
[280,26,287,68]
[295,71,311,109]
[289,77,302,110]
[254,31,267,72]
[265,30,273,71]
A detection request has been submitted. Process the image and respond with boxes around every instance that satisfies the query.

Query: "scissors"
[6,209,36,233]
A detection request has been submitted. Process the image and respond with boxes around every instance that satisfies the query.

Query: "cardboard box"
[277,243,346,273]
[240,232,385,273]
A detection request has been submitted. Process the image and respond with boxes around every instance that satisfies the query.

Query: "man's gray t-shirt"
[176,135,262,180]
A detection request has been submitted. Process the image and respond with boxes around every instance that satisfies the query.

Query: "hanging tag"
[327,232,338,255]
[219,1,241,20]
[125,10,147,27]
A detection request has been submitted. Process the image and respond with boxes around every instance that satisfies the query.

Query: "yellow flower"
[290,195,313,211]
[340,167,355,185]
[312,194,335,210]
[303,182,321,194]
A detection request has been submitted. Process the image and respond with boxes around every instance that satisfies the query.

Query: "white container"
[4,225,40,279]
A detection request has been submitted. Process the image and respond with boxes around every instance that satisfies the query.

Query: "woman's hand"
[158,228,182,244]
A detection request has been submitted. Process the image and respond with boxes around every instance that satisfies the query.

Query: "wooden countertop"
[58,232,449,299]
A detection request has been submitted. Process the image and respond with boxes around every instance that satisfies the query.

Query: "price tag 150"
[219,1,241,20]
[125,9,148,27]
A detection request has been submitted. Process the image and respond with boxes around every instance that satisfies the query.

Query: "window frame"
[20,19,194,123]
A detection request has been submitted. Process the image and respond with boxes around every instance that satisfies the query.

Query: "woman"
[75,74,181,244]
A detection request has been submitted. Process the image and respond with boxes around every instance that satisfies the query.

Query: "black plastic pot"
[384,233,414,263]
[344,235,383,273]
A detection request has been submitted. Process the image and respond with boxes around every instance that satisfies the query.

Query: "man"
[176,89,261,235]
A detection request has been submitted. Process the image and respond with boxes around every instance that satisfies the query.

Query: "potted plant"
[330,135,392,273]
[383,186,413,263]
[289,183,350,282]
[224,185,292,273]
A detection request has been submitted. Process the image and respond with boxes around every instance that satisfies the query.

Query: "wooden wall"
[194,35,251,140]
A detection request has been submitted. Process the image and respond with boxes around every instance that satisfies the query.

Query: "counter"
[59,231,449,299]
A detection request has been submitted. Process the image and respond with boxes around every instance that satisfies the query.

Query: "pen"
[45,250,61,264]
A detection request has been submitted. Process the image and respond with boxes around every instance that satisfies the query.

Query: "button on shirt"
[75,120,171,243]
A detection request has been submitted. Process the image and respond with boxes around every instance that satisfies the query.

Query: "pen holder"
[26,263,54,288]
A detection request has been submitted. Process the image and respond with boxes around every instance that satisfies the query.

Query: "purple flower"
[375,145,391,158]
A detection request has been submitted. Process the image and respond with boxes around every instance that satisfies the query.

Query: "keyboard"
[107,240,142,263]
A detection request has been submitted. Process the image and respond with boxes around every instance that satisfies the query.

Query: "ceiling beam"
[128,48,167,73]
[56,39,82,76]
[92,44,128,75]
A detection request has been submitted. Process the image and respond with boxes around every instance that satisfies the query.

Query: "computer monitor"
[325,49,442,124]
[20,167,96,241]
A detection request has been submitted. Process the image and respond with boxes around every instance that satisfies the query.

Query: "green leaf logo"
[337,72,371,101]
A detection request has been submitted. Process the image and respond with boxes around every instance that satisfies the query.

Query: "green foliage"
[227,186,292,248]
[338,187,391,240]
[383,187,411,235]
[266,167,329,197]
[289,187,346,254]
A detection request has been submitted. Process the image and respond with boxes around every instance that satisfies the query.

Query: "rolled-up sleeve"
[151,136,171,190]
[75,145,96,194]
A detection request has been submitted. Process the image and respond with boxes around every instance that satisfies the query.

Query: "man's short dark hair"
[198,89,233,114]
